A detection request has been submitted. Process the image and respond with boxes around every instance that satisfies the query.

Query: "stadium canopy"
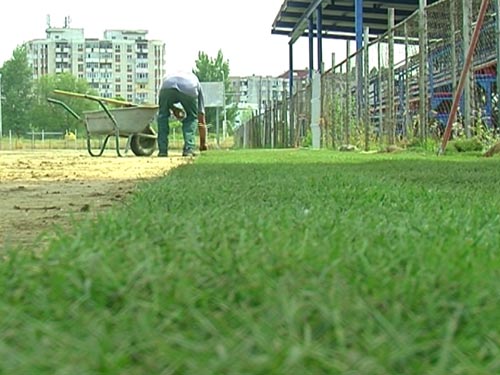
[271,0,440,84]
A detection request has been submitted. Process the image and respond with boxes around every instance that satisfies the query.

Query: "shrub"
[453,137,484,152]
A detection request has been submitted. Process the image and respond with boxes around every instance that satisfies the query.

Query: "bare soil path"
[0,150,188,249]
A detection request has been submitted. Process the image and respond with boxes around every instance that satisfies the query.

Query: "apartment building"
[27,23,165,104]
[230,75,287,112]
[229,70,310,112]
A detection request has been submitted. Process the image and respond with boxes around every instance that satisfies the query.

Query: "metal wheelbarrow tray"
[48,90,159,157]
[83,106,158,156]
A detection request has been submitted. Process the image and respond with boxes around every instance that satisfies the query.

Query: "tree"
[31,73,98,133]
[0,45,34,137]
[193,50,238,135]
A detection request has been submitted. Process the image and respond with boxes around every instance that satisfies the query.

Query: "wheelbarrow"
[48,90,159,157]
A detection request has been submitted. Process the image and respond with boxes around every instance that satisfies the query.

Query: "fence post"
[281,80,287,147]
[419,0,428,142]
[388,8,395,144]
[331,53,337,149]
[345,40,351,145]
[378,39,383,147]
[404,22,411,139]
[450,0,458,93]
[364,26,370,151]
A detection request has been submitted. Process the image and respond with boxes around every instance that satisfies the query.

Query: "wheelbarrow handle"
[47,98,81,121]
[53,89,137,107]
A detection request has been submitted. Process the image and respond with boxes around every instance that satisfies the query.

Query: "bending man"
[157,71,207,157]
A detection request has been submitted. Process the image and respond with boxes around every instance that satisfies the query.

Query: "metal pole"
[378,40,383,146]
[355,0,363,125]
[404,22,411,139]
[450,0,457,93]
[331,52,337,148]
[388,8,395,144]
[268,78,273,148]
[364,26,370,151]
[346,40,351,145]
[0,73,3,145]
[419,0,428,142]
[497,0,500,130]
[289,43,295,147]
[317,6,323,74]
[222,70,227,140]
[463,0,472,137]
[309,17,314,80]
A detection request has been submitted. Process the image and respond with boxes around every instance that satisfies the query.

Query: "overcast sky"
[0,0,347,77]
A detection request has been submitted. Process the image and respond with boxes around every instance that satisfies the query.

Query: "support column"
[309,17,314,80]
[355,0,364,123]
[388,8,395,144]
[378,40,383,145]
[289,43,295,147]
[311,70,322,148]
[364,26,370,150]
[419,0,428,141]
[317,6,324,73]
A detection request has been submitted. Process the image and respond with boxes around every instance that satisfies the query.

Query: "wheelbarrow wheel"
[130,126,157,156]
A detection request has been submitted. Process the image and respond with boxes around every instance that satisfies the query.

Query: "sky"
[0,0,347,77]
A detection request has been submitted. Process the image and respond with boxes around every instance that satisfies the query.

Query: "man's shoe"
[158,152,168,157]
[182,150,197,157]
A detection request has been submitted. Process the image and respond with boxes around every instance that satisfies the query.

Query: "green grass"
[1,149,500,374]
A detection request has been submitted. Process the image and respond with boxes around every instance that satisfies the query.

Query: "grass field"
[1,149,499,374]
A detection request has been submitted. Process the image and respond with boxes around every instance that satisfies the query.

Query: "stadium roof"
[271,0,441,44]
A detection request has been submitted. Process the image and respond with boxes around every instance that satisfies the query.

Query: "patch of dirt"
[0,150,189,250]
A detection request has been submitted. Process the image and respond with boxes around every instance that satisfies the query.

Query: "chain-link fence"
[236,0,498,150]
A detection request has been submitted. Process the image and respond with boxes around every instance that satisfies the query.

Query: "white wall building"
[229,70,310,113]
[230,75,288,112]
[27,23,165,104]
